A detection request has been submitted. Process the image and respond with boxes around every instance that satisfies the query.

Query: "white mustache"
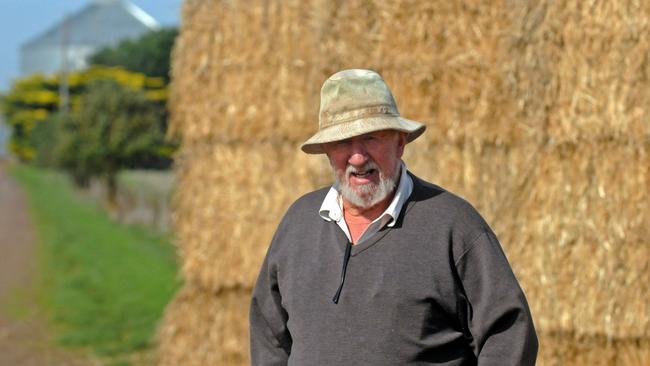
[345,161,380,176]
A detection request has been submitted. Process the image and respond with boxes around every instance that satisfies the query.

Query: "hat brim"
[300,116,426,154]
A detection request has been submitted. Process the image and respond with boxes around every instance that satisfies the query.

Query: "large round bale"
[157,0,649,365]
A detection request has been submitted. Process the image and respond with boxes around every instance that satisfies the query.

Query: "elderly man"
[249,69,538,365]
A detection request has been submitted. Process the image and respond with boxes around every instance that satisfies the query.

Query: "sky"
[0,0,183,92]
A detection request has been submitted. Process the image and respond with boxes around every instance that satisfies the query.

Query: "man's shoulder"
[408,172,466,208]
[270,186,329,247]
[283,186,330,217]
[407,172,488,227]
[407,172,446,196]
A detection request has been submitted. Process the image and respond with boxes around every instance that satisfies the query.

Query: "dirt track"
[0,160,97,366]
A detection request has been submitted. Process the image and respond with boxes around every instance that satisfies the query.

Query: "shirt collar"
[318,161,413,227]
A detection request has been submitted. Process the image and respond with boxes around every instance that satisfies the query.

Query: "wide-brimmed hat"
[301,69,426,154]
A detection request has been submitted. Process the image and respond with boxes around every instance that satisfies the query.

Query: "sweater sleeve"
[455,230,538,366]
[249,250,292,365]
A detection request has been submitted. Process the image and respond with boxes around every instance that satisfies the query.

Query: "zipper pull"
[332,241,352,304]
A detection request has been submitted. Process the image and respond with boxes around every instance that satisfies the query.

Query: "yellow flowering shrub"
[1,66,168,161]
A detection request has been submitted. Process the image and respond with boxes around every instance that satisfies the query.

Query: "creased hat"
[301,69,426,154]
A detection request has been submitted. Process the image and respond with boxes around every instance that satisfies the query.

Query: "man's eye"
[331,141,350,149]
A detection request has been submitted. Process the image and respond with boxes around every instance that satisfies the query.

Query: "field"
[10,164,180,365]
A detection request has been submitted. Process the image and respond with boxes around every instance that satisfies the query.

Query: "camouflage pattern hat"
[301,69,426,154]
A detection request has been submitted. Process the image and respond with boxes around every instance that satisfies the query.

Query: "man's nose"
[347,141,369,166]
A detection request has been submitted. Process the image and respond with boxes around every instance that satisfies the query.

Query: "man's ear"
[396,132,407,158]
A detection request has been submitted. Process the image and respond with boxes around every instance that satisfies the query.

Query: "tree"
[0,74,59,161]
[1,66,169,162]
[57,80,166,202]
[89,28,178,81]
[30,112,62,168]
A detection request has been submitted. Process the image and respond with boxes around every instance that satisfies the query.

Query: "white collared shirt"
[318,161,413,244]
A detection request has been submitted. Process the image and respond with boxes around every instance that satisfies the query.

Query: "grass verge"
[10,164,180,361]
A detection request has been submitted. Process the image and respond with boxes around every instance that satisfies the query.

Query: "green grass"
[10,164,180,358]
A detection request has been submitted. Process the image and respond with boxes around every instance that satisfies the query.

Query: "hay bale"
[508,0,650,144]
[407,139,650,340]
[504,0,650,342]
[156,284,250,365]
[171,142,330,290]
[538,333,650,366]
[507,141,649,339]
[169,0,520,146]
[158,0,650,364]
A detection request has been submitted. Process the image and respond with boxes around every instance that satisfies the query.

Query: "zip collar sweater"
[250,172,538,365]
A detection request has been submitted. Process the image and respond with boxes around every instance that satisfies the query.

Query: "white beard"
[335,161,400,209]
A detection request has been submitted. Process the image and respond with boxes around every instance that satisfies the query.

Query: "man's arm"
[455,229,538,365]
[249,252,292,366]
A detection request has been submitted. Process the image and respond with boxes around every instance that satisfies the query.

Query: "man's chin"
[336,170,398,209]
[340,185,384,209]
[342,182,378,197]
[347,182,377,192]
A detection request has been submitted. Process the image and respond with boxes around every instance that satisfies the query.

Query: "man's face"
[323,130,407,209]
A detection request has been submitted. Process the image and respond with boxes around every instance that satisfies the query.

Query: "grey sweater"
[250,173,538,365]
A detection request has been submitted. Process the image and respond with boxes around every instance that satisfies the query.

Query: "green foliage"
[57,80,168,191]
[30,112,63,168]
[90,28,178,81]
[10,164,179,357]
[1,74,60,160]
[1,66,169,162]
[52,112,93,186]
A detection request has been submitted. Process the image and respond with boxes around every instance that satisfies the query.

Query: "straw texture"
[157,0,650,365]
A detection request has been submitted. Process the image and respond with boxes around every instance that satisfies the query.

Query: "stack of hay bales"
[157,0,649,365]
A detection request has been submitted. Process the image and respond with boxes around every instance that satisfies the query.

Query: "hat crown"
[319,69,399,128]
[301,69,426,154]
